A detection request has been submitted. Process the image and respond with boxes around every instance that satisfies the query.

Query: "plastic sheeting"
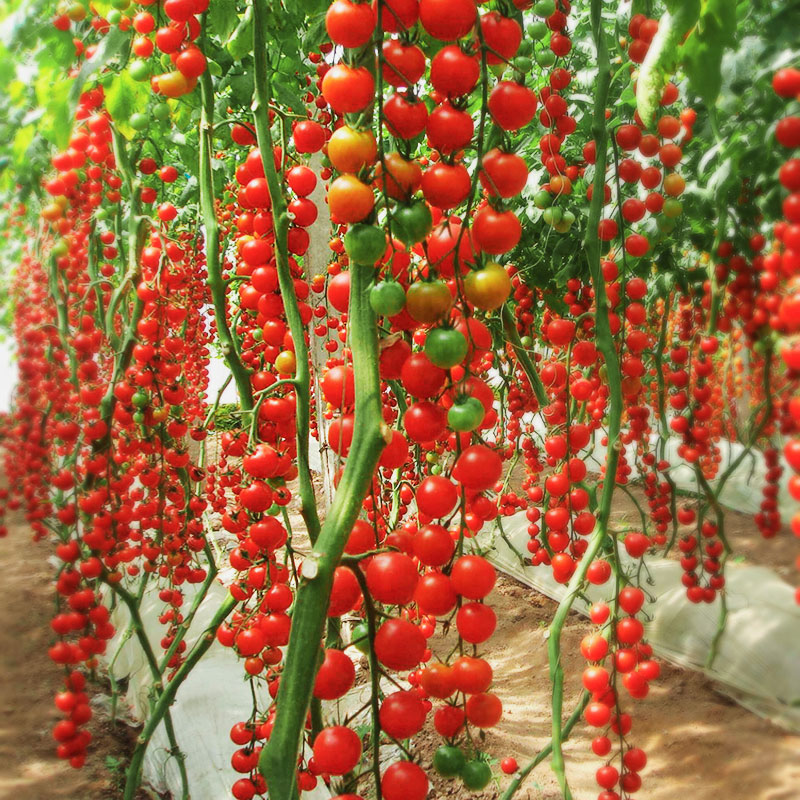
[474,513,800,732]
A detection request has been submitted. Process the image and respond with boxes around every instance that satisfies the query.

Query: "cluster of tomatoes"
[771,67,800,600]
[581,585,657,800]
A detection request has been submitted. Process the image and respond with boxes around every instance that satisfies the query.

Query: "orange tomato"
[328,175,375,223]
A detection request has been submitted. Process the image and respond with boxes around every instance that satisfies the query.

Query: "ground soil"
[0,502,144,800]
[2,477,799,800]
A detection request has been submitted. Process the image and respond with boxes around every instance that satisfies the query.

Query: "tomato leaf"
[207,1,241,42]
[682,0,737,108]
[105,70,149,140]
[635,0,701,128]
[67,27,129,115]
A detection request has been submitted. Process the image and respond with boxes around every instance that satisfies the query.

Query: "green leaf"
[207,0,241,42]
[36,71,72,149]
[67,26,129,114]
[227,7,253,60]
[105,71,149,140]
[636,0,701,128]
[683,0,737,108]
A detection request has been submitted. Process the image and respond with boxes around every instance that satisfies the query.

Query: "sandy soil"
[0,504,142,800]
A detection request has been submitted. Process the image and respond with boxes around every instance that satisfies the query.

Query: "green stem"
[258,255,387,800]
[502,304,548,408]
[122,594,238,800]
[499,693,590,800]
[547,4,616,797]
[250,1,320,543]
[200,71,254,412]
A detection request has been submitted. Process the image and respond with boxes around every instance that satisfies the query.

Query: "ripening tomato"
[328,175,375,223]
[379,691,427,739]
[464,262,511,310]
[313,726,362,775]
[366,552,419,605]
[430,45,480,97]
[327,125,377,173]
[405,279,452,323]
[419,0,476,41]
[381,761,428,800]
[322,64,375,114]
[325,0,376,48]
[374,618,427,670]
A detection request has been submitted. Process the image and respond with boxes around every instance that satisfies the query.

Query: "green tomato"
[392,201,433,246]
[129,60,150,81]
[534,190,553,209]
[132,391,149,409]
[490,63,507,79]
[52,239,68,257]
[424,327,468,369]
[351,622,370,654]
[542,206,563,225]
[527,21,548,39]
[433,745,466,778]
[536,49,556,68]
[132,411,145,425]
[513,56,533,73]
[252,328,263,342]
[533,0,556,17]
[106,8,121,23]
[657,215,677,233]
[153,104,170,122]
[266,503,280,516]
[517,39,533,56]
[447,396,485,432]
[345,223,386,265]
[520,335,533,347]
[111,0,130,9]
[663,198,683,218]
[370,281,406,316]
[461,760,492,790]
[430,464,442,475]
[130,113,149,131]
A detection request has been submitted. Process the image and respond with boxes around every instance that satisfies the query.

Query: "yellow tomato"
[464,262,512,311]
[327,125,377,174]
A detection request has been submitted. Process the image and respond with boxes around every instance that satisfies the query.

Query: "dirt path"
[0,507,134,800]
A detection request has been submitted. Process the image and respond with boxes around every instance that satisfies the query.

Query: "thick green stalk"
[250,0,320,543]
[258,258,388,797]
[547,3,618,797]
[200,71,254,412]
